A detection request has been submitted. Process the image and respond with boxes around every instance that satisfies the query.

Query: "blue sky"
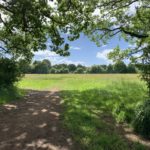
[34,33,130,66]
[33,0,140,66]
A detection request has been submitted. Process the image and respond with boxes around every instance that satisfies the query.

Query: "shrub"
[0,58,22,88]
[133,99,150,138]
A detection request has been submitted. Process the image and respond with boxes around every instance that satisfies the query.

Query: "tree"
[100,65,107,73]
[114,61,127,73]
[127,63,136,73]
[42,59,51,69]
[18,59,32,73]
[89,65,103,74]
[107,64,114,73]
[0,0,89,60]
[32,61,49,74]
[75,67,84,74]
[50,68,56,74]
[68,64,77,73]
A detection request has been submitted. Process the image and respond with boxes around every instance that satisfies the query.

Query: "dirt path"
[0,90,74,150]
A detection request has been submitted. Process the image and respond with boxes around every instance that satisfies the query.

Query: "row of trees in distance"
[20,59,137,74]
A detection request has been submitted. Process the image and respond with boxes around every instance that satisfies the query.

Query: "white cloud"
[70,46,81,50]
[96,49,113,64]
[34,50,58,58]
[33,50,85,66]
[126,1,141,16]
[102,45,107,48]
[128,44,136,48]
[58,58,85,66]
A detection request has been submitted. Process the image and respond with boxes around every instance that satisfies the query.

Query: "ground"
[0,89,75,150]
[0,74,150,150]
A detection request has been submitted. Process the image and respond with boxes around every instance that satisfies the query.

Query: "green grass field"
[1,74,149,149]
[18,74,144,90]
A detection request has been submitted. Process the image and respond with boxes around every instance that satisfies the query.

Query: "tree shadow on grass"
[0,82,149,150]
[0,90,75,150]
[60,87,150,150]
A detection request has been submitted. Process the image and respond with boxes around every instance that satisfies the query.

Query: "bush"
[133,99,150,138]
[0,58,22,88]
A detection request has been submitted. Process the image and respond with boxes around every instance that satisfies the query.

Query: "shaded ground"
[0,89,150,150]
[0,90,74,150]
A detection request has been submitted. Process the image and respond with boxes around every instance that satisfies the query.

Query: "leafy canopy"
[0,0,150,61]
[0,0,88,60]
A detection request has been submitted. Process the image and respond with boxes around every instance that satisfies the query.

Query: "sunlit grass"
[18,74,143,91]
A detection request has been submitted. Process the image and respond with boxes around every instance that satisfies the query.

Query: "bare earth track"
[0,90,74,150]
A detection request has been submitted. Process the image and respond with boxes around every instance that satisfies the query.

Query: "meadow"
[17,74,149,149]
[1,74,149,149]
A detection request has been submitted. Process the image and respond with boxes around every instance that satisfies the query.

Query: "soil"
[0,90,75,150]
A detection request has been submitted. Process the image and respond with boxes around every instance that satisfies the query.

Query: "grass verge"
[0,86,24,104]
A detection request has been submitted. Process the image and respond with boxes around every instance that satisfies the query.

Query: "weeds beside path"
[0,90,74,150]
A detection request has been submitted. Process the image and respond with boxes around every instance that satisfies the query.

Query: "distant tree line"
[19,59,138,74]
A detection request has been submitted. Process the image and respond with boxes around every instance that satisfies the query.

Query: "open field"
[1,74,149,150]
[18,74,145,91]
[18,74,149,149]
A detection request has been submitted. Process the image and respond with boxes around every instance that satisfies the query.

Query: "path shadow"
[0,90,74,150]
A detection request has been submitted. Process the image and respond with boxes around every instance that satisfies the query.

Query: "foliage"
[0,85,23,104]
[42,59,51,68]
[128,63,137,73]
[31,59,51,74]
[18,59,32,73]
[56,68,69,74]
[107,64,114,73]
[89,65,103,73]
[74,67,84,74]
[133,99,150,139]
[1,0,150,59]
[68,64,77,73]
[136,54,150,97]
[50,68,56,74]
[0,0,81,59]
[113,61,127,73]
[113,102,134,123]
[25,60,137,74]
[0,58,22,87]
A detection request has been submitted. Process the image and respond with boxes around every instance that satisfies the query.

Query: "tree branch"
[121,28,148,38]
